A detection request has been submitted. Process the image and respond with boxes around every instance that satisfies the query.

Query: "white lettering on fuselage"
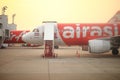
[103,26,112,36]
[90,26,102,36]
[82,26,89,37]
[9,31,27,42]
[76,24,80,38]
[63,26,74,38]
[10,33,16,40]
[15,31,27,41]
[62,24,118,38]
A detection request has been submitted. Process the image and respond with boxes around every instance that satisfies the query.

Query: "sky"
[0,0,120,30]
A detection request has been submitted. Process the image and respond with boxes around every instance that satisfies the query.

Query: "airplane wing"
[95,35,120,48]
[95,35,120,40]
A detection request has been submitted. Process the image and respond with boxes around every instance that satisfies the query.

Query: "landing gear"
[54,45,59,49]
[112,48,119,55]
[0,45,5,49]
[0,45,1,49]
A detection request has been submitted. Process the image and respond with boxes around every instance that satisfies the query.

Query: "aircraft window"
[33,28,39,32]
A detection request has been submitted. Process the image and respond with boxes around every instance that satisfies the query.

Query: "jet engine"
[88,40,111,53]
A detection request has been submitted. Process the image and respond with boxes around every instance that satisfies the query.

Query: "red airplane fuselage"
[57,23,120,45]
[4,30,29,43]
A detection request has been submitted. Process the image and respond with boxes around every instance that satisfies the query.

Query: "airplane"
[2,30,41,48]
[21,10,120,55]
[4,30,30,43]
[0,30,28,48]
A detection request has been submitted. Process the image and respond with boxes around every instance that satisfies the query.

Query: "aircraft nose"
[22,32,43,44]
[22,32,32,43]
[22,32,35,43]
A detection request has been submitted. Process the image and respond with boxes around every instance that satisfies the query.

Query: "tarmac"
[0,46,120,80]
